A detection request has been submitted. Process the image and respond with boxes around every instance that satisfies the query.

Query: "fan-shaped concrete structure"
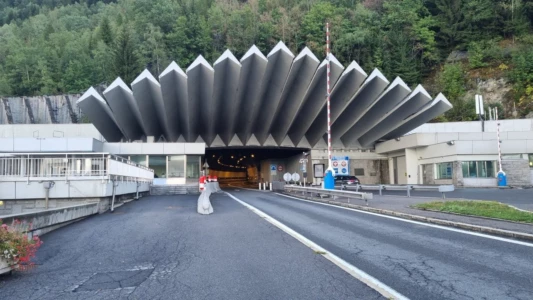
[77,42,452,149]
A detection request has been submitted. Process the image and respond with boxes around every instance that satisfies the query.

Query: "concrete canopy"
[79,43,452,149]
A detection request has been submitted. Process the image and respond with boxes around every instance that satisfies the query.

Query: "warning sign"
[333,161,338,167]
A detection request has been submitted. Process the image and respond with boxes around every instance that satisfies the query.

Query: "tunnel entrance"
[205,147,310,188]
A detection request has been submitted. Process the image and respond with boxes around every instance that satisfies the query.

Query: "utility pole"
[324,22,335,190]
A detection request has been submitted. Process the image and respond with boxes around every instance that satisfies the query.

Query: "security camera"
[446,141,455,145]
[303,151,309,156]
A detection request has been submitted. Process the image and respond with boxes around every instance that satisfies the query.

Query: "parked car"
[334,175,360,185]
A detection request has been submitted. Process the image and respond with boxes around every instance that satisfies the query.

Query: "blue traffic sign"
[270,164,276,171]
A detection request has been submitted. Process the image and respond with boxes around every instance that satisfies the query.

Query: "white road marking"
[275,192,533,248]
[226,192,409,300]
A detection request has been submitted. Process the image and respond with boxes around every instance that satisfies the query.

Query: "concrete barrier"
[0,203,99,236]
[197,183,220,215]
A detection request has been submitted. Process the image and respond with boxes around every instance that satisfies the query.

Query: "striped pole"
[326,22,332,172]
[496,109,503,173]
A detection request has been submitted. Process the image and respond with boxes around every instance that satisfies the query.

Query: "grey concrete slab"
[341,77,411,147]
[235,46,268,145]
[103,78,146,141]
[0,195,383,300]
[287,55,343,146]
[306,61,368,148]
[382,93,453,140]
[270,47,320,145]
[232,190,533,300]
[159,61,188,142]
[131,69,168,140]
[77,87,123,142]
[331,69,389,142]
[213,50,241,146]
[253,41,294,145]
[186,55,214,143]
[358,85,432,147]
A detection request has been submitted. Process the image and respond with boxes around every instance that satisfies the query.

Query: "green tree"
[99,16,114,46]
[112,24,141,84]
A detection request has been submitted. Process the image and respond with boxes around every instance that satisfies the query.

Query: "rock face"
[502,159,532,187]
[474,78,512,104]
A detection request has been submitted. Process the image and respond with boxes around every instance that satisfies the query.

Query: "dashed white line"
[276,192,533,248]
[226,192,409,300]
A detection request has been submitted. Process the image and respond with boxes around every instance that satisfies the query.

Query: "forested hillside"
[0,0,532,120]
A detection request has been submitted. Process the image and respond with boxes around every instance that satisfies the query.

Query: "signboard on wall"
[332,156,350,176]
[270,164,277,175]
[314,164,324,178]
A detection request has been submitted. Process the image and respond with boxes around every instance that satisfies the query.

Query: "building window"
[529,154,533,168]
[186,156,200,179]
[436,162,453,179]
[168,155,185,178]
[354,168,365,176]
[129,155,147,167]
[149,156,166,178]
[461,161,496,178]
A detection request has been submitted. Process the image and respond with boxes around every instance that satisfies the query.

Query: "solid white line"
[275,192,533,248]
[226,192,409,300]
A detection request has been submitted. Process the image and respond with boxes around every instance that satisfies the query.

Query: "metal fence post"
[379,185,383,196]
[407,185,411,197]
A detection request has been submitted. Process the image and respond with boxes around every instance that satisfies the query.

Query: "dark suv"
[334,175,360,185]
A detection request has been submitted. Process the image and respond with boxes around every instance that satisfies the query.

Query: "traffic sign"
[283,172,292,182]
[291,173,300,181]
[278,165,283,172]
[299,158,308,163]
[333,161,338,167]
[270,164,276,171]
[341,161,347,167]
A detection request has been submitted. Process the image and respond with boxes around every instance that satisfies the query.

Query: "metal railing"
[0,153,153,182]
[340,184,455,198]
[284,185,373,205]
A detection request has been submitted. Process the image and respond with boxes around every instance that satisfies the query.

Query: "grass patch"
[414,200,533,223]
[314,250,327,255]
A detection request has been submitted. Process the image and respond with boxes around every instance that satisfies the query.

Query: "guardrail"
[284,185,373,205]
[340,184,455,198]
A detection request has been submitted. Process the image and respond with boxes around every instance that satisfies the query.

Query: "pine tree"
[99,17,114,46]
[112,24,140,84]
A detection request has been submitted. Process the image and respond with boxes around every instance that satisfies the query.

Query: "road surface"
[228,189,533,300]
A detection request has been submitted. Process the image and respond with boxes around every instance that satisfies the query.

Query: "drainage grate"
[75,269,152,292]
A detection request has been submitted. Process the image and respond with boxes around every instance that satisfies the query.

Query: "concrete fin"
[104,77,132,94]
[323,54,344,69]
[214,49,241,66]
[177,135,186,142]
[262,134,278,147]
[296,136,311,149]
[160,61,187,78]
[132,69,160,86]
[312,136,328,149]
[186,55,214,72]
[78,87,105,104]
[342,61,367,78]
[246,134,261,146]
[294,47,320,63]
[267,41,294,58]
[280,135,294,147]
[210,134,226,147]
[228,134,244,147]
[241,45,267,61]
[195,135,205,143]
[365,68,389,85]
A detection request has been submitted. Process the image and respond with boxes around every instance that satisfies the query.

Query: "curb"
[282,193,533,242]
[412,207,533,225]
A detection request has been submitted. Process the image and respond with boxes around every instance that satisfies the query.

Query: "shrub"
[0,219,43,271]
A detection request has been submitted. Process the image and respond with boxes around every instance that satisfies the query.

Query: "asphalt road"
[228,189,533,300]
[0,194,382,300]
[346,187,533,210]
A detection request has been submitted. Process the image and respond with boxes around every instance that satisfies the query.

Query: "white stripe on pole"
[479,95,484,115]
[326,22,332,171]
[475,95,480,115]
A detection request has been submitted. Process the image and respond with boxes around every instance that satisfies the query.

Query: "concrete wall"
[0,180,150,200]
[1,95,85,125]
[0,124,102,140]
[502,159,531,186]
[103,142,205,155]
[410,119,533,134]
[0,137,103,152]
[397,156,407,184]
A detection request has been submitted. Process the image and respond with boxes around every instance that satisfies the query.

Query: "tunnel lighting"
[251,154,254,158]
[213,155,215,157]
[231,156,234,159]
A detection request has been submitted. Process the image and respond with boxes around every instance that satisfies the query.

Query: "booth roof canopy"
[77,41,452,149]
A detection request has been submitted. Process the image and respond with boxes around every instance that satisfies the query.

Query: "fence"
[0,153,153,182]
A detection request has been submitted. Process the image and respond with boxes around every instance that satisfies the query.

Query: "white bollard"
[259,183,262,190]
[269,182,272,191]
[263,183,266,190]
